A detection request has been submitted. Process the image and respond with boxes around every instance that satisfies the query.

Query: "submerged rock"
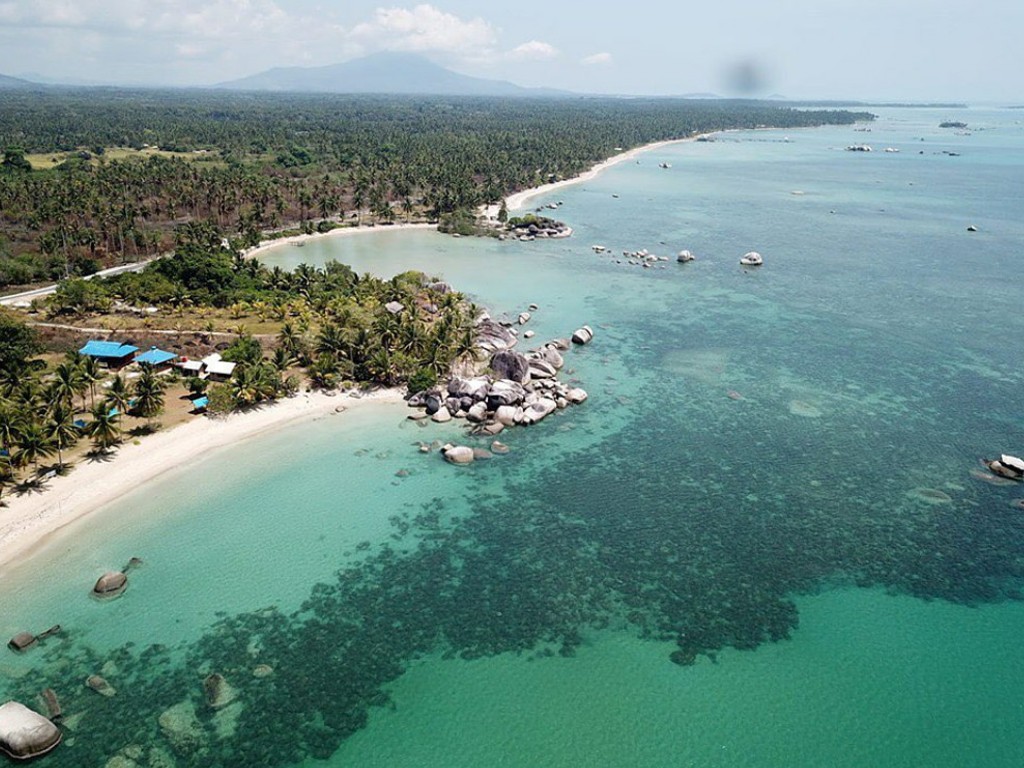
[203,674,238,710]
[907,487,953,505]
[158,701,204,755]
[85,675,116,698]
[0,701,62,761]
[38,689,61,721]
[491,441,510,455]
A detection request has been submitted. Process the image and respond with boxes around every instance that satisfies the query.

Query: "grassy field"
[27,146,223,170]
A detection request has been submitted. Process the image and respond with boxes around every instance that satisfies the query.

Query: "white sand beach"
[0,388,405,576]
[245,222,437,260]
[483,134,714,218]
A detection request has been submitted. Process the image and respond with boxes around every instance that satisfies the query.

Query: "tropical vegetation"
[0,90,872,288]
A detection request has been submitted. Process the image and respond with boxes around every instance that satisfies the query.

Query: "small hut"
[135,347,178,371]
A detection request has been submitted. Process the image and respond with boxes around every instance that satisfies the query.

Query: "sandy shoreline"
[483,134,715,218]
[0,134,712,577]
[0,388,405,576]
[245,222,437,261]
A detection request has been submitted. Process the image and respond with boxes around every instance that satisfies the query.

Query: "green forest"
[0,89,873,289]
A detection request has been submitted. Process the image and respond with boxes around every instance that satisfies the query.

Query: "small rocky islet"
[407,313,592,464]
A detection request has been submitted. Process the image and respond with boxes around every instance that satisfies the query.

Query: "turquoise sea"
[3,107,1024,766]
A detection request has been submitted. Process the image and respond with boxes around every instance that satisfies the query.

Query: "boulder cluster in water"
[407,313,591,455]
[499,213,573,242]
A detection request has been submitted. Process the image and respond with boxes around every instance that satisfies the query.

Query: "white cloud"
[582,52,613,66]
[508,40,559,61]
[0,3,567,85]
[350,4,497,55]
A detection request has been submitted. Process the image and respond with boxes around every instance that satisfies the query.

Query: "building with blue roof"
[79,340,139,367]
[135,346,179,369]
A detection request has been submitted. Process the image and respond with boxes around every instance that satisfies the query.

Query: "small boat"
[739,251,763,267]
[985,455,1024,481]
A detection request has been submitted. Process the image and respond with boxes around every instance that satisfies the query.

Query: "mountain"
[216,52,569,97]
[0,73,40,90]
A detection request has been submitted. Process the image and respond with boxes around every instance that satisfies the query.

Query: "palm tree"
[51,360,84,410]
[307,353,340,390]
[187,377,208,399]
[0,454,16,506]
[105,374,132,416]
[0,397,25,457]
[88,403,121,453]
[46,401,78,469]
[277,321,305,359]
[229,364,259,407]
[81,356,104,408]
[16,422,56,473]
[271,347,297,374]
[132,368,166,429]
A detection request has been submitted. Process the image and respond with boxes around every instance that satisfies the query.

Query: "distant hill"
[216,52,569,97]
[0,73,40,90]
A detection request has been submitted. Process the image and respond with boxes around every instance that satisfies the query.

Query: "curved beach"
[484,135,712,218]
[0,388,403,576]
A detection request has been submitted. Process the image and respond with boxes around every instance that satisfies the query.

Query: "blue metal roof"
[135,347,178,366]
[192,396,209,409]
[80,340,139,358]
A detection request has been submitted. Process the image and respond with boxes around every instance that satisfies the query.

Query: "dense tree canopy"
[0,89,873,289]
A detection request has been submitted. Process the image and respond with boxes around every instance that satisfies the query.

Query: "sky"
[0,0,1021,102]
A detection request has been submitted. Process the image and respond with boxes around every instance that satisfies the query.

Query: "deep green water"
[2,108,1024,766]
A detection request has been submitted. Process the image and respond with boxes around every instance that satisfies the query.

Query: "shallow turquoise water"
[3,108,1024,766]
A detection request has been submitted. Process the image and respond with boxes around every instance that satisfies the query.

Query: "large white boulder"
[539,346,565,370]
[566,388,589,404]
[466,403,489,423]
[442,446,475,465]
[0,701,61,760]
[528,359,558,379]
[486,380,527,408]
[520,398,558,425]
[571,326,594,345]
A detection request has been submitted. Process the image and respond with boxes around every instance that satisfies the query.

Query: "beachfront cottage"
[177,357,204,376]
[135,346,179,371]
[202,353,237,382]
[79,340,139,369]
